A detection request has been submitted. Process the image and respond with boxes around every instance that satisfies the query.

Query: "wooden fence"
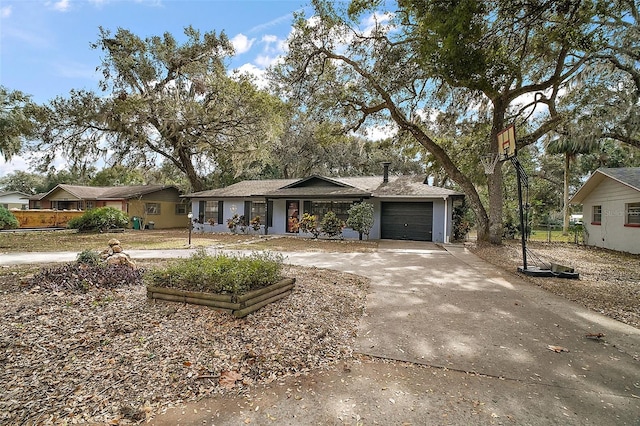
[11,210,84,229]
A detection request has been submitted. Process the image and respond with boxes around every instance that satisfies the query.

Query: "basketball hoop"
[481,154,500,174]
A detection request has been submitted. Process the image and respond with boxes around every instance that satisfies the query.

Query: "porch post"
[264,197,269,235]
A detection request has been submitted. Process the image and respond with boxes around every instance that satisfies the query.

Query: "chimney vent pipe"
[382,162,391,183]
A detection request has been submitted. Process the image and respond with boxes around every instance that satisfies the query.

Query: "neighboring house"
[0,191,30,210]
[570,167,640,254]
[26,184,188,229]
[184,169,464,243]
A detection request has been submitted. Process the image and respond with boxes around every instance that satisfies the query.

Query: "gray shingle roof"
[0,191,30,198]
[49,184,177,200]
[598,167,640,192]
[184,175,463,199]
[184,179,298,198]
[570,167,640,204]
[370,175,464,198]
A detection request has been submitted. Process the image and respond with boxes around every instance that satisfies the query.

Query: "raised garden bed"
[147,277,296,318]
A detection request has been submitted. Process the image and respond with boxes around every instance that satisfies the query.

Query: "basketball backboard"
[497,125,516,160]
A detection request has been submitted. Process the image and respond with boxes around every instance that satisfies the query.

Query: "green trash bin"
[132,217,141,230]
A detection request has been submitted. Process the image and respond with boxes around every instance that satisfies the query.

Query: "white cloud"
[363,123,398,141]
[248,11,298,34]
[231,33,255,55]
[262,34,278,44]
[51,0,71,12]
[254,54,279,68]
[0,155,30,178]
[234,63,268,89]
[261,34,287,55]
[1,5,12,18]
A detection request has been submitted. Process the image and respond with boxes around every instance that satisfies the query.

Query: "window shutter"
[198,201,205,223]
[267,200,273,227]
[218,200,224,225]
[244,201,252,221]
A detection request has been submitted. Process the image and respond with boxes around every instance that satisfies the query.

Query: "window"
[250,201,266,221]
[1,203,7,209]
[626,202,640,226]
[308,201,353,222]
[145,203,160,215]
[202,201,220,224]
[592,205,601,225]
[175,203,188,215]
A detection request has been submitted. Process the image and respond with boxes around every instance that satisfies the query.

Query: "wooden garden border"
[146,277,296,318]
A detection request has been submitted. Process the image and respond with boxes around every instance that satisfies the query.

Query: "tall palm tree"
[545,137,600,234]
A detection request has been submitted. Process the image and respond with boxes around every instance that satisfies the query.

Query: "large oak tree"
[272,0,625,243]
[34,27,285,192]
[0,86,39,161]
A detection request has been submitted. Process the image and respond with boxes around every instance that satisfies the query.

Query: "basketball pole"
[512,155,528,271]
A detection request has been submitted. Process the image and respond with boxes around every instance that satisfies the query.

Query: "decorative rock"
[106,253,136,268]
[100,240,136,268]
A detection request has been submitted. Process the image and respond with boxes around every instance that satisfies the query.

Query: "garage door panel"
[381,202,433,241]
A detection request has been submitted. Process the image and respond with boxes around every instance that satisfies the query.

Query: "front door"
[286,200,299,233]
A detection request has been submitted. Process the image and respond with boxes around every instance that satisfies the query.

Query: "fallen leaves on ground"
[547,345,570,353]
[0,266,367,424]
[470,241,640,329]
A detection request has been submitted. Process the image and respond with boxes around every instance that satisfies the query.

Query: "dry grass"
[0,229,378,253]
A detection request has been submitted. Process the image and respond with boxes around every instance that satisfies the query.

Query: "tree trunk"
[487,164,504,244]
[562,153,570,235]
[177,146,206,192]
[486,100,507,245]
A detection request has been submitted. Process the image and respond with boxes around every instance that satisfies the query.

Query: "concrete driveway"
[277,241,640,424]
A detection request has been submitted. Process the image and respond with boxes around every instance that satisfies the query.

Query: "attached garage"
[381,202,433,241]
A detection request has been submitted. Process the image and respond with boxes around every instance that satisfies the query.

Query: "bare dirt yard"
[470,240,640,329]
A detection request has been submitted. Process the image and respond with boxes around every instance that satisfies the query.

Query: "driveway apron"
[283,242,640,410]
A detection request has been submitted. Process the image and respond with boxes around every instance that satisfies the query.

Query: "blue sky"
[0,0,312,176]
[1,0,310,104]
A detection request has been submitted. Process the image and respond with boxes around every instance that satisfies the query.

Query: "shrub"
[346,202,374,240]
[250,215,261,231]
[227,214,246,233]
[145,249,284,294]
[299,213,321,238]
[77,249,102,266]
[67,207,129,232]
[0,206,19,230]
[320,211,344,238]
[452,203,471,242]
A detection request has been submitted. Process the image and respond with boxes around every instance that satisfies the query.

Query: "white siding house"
[0,191,30,210]
[570,167,640,254]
